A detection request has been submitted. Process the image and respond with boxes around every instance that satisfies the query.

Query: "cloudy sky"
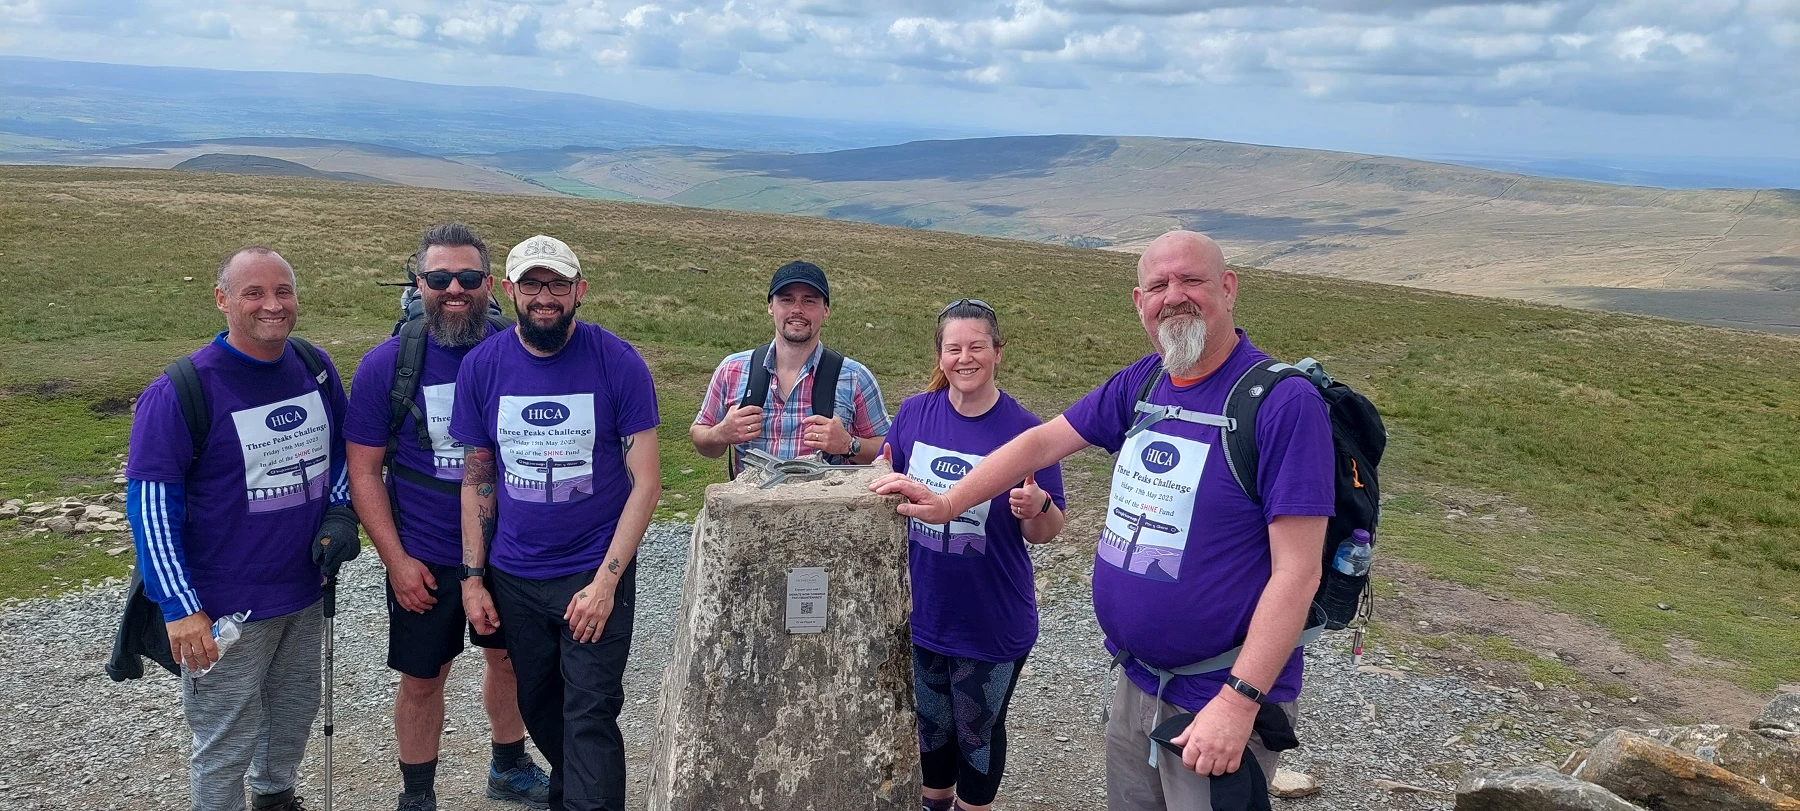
[2,0,1796,160]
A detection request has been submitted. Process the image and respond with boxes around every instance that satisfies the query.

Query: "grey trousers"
[182,601,323,811]
[1104,677,1298,811]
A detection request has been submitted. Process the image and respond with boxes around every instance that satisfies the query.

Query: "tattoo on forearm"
[463,448,497,488]
[608,558,620,574]
[478,504,497,545]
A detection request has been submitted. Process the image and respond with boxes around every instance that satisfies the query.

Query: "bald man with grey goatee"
[876,231,1335,810]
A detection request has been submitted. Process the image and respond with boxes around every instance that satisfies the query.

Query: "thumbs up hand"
[1009,472,1048,520]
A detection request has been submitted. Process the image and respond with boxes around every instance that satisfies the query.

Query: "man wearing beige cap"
[451,235,663,811]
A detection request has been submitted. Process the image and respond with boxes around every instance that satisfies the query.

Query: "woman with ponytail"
[885,298,1067,811]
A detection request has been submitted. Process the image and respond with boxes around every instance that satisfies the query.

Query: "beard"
[515,299,578,354]
[425,293,491,348]
[778,321,815,345]
[1155,304,1207,376]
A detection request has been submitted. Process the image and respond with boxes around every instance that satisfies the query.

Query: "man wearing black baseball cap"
[691,260,889,476]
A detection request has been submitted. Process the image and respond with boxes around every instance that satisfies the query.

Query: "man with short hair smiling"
[451,234,662,811]
[344,223,547,811]
[125,246,359,811]
[690,260,889,476]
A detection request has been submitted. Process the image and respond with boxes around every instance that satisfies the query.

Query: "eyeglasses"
[513,278,576,296]
[939,298,995,317]
[417,270,489,291]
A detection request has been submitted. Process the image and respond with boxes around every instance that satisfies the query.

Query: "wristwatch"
[1224,674,1266,703]
[847,436,862,458]
[458,565,487,581]
[1039,494,1053,515]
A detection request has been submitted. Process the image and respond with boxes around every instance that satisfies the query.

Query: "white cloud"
[0,0,1792,124]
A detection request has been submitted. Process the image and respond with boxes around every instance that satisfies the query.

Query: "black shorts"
[387,560,507,680]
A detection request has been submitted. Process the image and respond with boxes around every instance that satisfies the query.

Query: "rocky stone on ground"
[1271,769,1321,798]
[1455,765,1646,811]
[646,466,917,811]
[1569,730,1800,811]
[1756,694,1800,739]
[1641,724,1800,798]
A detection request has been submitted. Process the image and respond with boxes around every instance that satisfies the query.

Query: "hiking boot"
[487,759,550,809]
[397,789,437,811]
[251,789,309,811]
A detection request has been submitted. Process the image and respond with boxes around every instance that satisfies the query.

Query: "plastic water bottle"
[188,611,251,677]
[1332,529,1373,577]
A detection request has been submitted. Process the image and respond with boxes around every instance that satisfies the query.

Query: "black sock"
[922,796,954,811]
[493,737,527,771]
[400,758,437,797]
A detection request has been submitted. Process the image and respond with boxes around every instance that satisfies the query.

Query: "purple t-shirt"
[343,324,502,567]
[888,389,1066,663]
[1063,331,1334,709]
[448,322,660,579]
[125,334,349,620]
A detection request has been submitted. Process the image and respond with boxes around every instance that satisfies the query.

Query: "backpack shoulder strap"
[163,354,209,462]
[285,337,330,388]
[389,319,432,456]
[740,344,773,409]
[1220,359,1307,506]
[485,312,515,331]
[811,348,845,420]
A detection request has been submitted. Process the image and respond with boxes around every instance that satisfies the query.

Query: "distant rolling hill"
[459,135,1800,332]
[7,137,553,196]
[173,153,391,185]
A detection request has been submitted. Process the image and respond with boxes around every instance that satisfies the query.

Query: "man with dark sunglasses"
[452,234,662,811]
[344,223,548,811]
[691,260,889,476]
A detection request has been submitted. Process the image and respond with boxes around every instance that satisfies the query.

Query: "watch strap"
[1224,675,1265,703]
[459,565,487,580]
[1039,494,1053,515]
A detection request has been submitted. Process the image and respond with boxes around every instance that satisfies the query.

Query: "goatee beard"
[1157,312,1207,376]
[516,302,577,353]
[426,297,490,348]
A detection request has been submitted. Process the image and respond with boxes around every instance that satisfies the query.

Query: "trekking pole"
[322,570,338,811]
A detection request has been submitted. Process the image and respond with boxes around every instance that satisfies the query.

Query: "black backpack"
[383,285,512,498]
[726,343,845,478]
[1133,356,1385,630]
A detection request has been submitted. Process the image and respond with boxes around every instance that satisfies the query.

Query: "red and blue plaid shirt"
[694,342,890,467]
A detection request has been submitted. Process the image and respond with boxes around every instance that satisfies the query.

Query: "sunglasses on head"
[939,298,995,317]
[415,270,489,291]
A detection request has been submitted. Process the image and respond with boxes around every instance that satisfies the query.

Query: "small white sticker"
[785,567,829,634]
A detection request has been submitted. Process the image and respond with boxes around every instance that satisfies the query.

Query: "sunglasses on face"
[416,270,489,291]
[939,297,995,317]
[513,278,576,296]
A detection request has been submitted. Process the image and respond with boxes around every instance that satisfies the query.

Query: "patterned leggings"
[913,645,1029,806]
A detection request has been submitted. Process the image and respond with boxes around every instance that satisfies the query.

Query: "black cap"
[768,260,829,304]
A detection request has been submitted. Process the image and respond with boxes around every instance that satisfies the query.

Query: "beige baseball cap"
[505,235,581,281]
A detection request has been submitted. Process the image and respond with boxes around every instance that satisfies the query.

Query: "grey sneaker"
[397,789,437,811]
[487,759,550,809]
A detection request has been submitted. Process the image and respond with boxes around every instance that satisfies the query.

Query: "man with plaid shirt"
[691,260,889,474]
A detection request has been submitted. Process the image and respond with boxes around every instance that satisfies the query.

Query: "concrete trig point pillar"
[647,461,920,810]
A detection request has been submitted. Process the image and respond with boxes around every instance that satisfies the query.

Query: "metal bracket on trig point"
[737,448,875,490]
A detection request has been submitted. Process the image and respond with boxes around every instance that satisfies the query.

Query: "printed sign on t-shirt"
[904,441,992,556]
[231,389,332,515]
[422,383,464,480]
[497,393,596,504]
[1098,430,1208,581]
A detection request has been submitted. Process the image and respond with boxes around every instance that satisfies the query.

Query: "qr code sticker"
[800,601,814,615]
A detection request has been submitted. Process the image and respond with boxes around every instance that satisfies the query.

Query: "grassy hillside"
[1,166,1796,690]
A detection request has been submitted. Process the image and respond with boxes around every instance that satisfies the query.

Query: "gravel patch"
[2,522,1628,809]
